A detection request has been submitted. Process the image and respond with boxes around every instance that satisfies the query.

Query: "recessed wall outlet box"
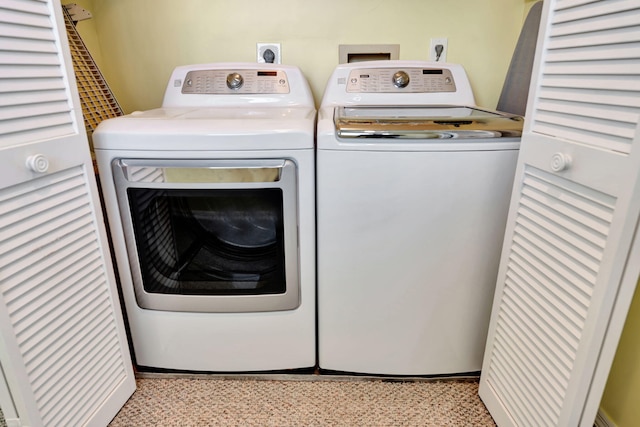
[257,43,281,64]
[429,37,448,62]
[339,44,400,64]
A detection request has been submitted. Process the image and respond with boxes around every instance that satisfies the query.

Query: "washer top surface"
[94,63,315,151]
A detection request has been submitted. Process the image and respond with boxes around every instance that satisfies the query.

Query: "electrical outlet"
[257,43,281,64]
[429,38,448,62]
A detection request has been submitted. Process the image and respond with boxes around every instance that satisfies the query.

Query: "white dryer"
[94,63,316,372]
[317,61,523,376]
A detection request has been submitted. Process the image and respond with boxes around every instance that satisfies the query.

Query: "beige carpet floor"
[109,376,496,426]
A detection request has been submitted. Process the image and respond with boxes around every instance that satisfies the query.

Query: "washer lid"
[334,106,523,139]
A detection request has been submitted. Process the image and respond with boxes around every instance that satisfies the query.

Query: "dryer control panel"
[346,68,457,93]
[181,69,290,94]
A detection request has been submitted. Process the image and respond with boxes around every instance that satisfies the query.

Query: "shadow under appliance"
[94,63,316,372]
[316,61,523,375]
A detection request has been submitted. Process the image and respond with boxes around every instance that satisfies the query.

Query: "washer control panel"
[182,69,290,94]
[346,67,456,93]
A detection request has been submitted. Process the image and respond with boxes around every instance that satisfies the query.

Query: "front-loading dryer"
[94,63,316,372]
[316,61,523,376]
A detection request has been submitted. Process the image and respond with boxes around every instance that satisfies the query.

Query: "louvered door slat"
[0,0,48,15]
[0,89,68,106]
[546,44,640,62]
[0,9,52,29]
[538,87,640,108]
[549,26,640,47]
[0,63,65,78]
[554,0,638,21]
[0,77,65,93]
[0,37,58,52]
[0,113,74,137]
[0,21,55,40]
[545,61,640,75]
[0,100,72,121]
[541,76,639,95]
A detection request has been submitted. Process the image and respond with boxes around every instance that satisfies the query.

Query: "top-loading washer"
[93,63,316,372]
[316,60,523,376]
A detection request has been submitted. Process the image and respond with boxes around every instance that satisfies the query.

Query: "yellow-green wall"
[76,0,527,112]
[600,279,640,426]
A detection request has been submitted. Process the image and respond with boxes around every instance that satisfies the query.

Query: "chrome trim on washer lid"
[334,106,523,139]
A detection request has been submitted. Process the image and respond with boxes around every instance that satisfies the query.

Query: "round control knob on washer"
[26,154,49,173]
[392,71,410,88]
[226,72,244,90]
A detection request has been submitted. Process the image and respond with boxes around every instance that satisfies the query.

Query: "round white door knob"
[26,154,49,173]
[550,152,571,172]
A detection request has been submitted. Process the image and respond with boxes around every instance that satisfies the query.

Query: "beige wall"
[600,279,640,426]
[77,0,527,112]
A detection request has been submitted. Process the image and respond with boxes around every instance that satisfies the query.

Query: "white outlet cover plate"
[429,37,448,62]
[257,43,281,64]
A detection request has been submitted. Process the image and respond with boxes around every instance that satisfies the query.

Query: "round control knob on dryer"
[392,71,410,88]
[26,154,49,173]
[226,72,244,90]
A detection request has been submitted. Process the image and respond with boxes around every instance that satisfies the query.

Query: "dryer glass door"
[112,159,299,313]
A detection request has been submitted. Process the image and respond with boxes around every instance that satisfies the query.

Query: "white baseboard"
[594,409,616,427]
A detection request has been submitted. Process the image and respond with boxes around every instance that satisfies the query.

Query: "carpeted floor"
[109,376,496,426]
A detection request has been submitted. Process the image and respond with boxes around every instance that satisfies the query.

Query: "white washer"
[317,60,523,376]
[94,63,316,372]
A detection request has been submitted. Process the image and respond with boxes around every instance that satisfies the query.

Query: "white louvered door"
[479,1,640,426]
[0,1,135,426]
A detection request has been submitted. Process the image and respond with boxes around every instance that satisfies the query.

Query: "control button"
[26,154,49,173]
[226,72,244,90]
[392,71,410,88]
